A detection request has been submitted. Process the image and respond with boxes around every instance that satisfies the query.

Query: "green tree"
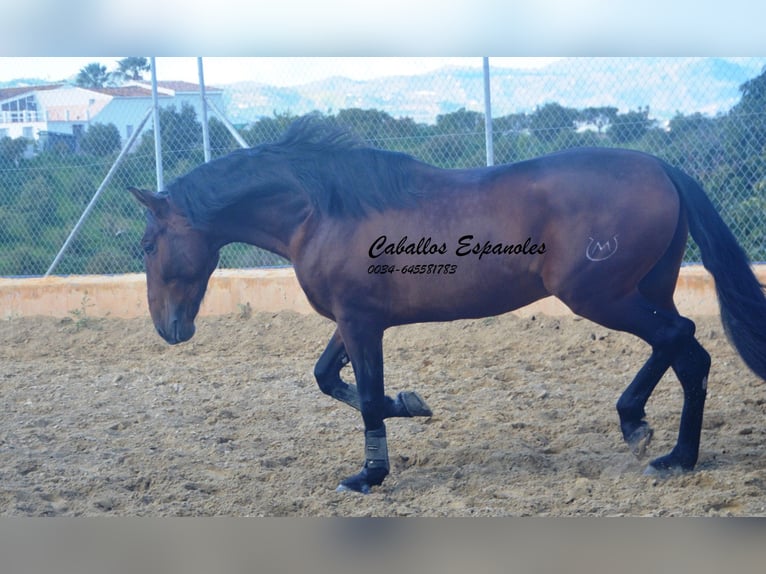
[420,108,486,166]
[579,106,618,134]
[662,112,724,177]
[720,66,766,250]
[418,133,483,167]
[435,108,484,134]
[80,123,122,156]
[529,103,579,143]
[608,106,654,144]
[0,136,29,167]
[241,112,300,146]
[209,117,239,158]
[335,108,400,146]
[733,66,766,115]
[115,57,150,82]
[493,112,530,135]
[726,66,766,161]
[76,63,110,88]
[135,103,202,172]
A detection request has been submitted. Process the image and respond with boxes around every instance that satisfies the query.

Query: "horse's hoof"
[336,465,387,494]
[336,483,370,495]
[398,391,433,417]
[643,464,684,478]
[626,423,653,458]
[644,453,693,477]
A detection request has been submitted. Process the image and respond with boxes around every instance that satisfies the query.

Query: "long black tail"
[664,163,766,380]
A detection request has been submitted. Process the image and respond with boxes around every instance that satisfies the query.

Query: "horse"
[129,117,766,494]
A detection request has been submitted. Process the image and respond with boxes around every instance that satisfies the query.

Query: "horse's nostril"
[161,316,194,344]
[156,319,181,345]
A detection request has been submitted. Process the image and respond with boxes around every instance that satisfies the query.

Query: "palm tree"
[115,57,150,82]
[75,63,110,88]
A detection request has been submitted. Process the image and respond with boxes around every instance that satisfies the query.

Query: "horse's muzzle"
[156,318,195,345]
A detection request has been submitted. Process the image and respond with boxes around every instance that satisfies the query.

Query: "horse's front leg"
[333,320,391,493]
[314,328,432,418]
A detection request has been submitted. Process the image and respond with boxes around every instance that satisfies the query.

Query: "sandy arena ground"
[1,310,765,516]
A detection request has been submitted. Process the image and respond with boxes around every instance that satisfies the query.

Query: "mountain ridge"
[4,58,765,126]
[221,57,766,124]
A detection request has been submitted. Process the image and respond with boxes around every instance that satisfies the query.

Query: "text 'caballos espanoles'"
[368,235,546,260]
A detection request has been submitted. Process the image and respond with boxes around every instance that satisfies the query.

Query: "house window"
[1,95,37,122]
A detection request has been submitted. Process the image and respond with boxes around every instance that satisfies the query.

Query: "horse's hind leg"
[650,336,710,472]
[314,329,432,417]
[614,313,709,466]
[568,292,708,473]
[616,209,695,459]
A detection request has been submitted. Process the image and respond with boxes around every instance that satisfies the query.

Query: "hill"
[221,57,766,124]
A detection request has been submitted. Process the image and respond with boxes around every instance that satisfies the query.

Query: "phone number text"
[368,264,458,275]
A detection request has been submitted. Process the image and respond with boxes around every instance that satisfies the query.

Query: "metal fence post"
[483,57,494,167]
[198,57,211,163]
[150,57,164,191]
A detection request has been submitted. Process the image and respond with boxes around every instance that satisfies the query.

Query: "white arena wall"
[1,266,757,321]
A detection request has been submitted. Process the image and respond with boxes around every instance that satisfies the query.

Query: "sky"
[0,57,564,87]
[2,1,765,83]
[1,0,765,86]
[3,0,766,57]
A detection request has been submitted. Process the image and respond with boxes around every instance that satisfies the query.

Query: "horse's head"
[129,187,220,344]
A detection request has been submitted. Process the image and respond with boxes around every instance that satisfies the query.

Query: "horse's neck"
[213,193,310,260]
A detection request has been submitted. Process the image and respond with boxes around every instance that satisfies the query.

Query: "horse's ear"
[128,187,169,218]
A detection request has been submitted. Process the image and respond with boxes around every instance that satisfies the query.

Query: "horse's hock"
[0,265,759,320]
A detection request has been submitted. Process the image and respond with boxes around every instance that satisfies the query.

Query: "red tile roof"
[156,80,223,92]
[1,81,221,102]
[0,84,64,101]
[88,86,166,98]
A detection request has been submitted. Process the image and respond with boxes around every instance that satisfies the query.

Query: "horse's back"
[295,146,683,327]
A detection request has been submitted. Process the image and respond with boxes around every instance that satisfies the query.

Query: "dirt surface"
[1,309,765,516]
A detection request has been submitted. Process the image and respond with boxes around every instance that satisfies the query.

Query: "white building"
[0,81,225,149]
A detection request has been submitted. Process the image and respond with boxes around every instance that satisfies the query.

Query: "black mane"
[167,117,425,226]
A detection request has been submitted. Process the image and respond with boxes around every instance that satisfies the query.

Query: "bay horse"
[130,117,766,494]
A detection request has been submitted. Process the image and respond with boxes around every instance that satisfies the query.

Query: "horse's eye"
[143,242,156,256]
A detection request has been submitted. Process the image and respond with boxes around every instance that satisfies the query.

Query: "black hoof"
[398,391,433,417]
[625,421,653,458]
[644,452,695,477]
[336,466,388,494]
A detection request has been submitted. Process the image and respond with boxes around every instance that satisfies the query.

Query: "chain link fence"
[2,57,766,277]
